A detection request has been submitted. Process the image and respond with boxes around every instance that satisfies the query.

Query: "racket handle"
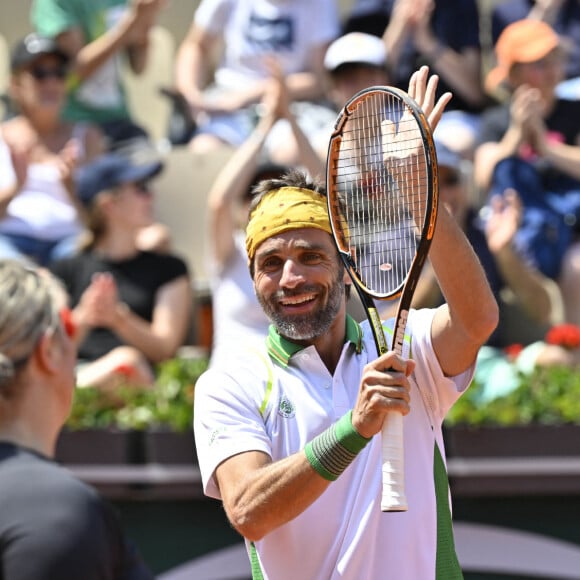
[380,411,408,512]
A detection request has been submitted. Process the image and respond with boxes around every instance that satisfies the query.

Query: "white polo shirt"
[194,308,473,579]
[194,0,340,87]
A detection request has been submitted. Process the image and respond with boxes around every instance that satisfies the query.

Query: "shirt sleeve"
[407,308,475,424]
[153,253,189,286]
[194,360,274,499]
[31,0,81,38]
[193,0,233,34]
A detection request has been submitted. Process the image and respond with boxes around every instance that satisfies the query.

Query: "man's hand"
[351,351,415,439]
[408,65,453,130]
[381,66,452,159]
[379,66,451,229]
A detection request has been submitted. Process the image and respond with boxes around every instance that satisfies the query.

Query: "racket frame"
[326,85,439,512]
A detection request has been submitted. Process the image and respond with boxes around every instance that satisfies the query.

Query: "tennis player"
[194,67,498,579]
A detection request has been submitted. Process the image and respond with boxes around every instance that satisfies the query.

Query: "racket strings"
[329,91,429,297]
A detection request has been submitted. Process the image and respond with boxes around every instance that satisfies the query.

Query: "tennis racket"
[326,86,438,512]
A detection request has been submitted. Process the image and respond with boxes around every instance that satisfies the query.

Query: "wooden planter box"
[55,428,197,465]
[144,428,197,465]
[444,424,580,458]
[55,428,145,465]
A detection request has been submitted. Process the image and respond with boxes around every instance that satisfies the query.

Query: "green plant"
[446,365,580,427]
[66,356,208,432]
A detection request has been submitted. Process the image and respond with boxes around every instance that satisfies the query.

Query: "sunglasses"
[29,65,67,81]
[439,171,461,187]
[133,180,153,195]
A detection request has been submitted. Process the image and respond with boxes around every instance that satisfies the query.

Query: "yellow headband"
[245,187,332,262]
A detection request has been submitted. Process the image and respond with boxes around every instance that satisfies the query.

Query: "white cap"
[324,32,387,72]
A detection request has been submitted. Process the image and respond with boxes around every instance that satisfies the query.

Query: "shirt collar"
[266,315,363,367]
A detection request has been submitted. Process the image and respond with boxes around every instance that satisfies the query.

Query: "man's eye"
[262,257,281,269]
[303,253,322,263]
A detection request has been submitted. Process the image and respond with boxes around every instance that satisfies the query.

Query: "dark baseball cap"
[75,152,164,207]
[435,140,462,170]
[10,33,70,72]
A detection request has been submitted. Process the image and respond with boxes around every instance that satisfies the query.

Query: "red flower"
[504,343,524,361]
[114,364,138,379]
[545,324,580,350]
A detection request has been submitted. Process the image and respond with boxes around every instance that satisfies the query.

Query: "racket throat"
[393,309,409,353]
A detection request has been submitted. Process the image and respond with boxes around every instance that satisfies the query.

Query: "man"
[174,0,339,158]
[31,0,165,148]
[206,72,324,370]
[418,140,560,340]
[0,259,153,579]
[312,31,392,160]
[194,67,498,579]
[474,18,580,324]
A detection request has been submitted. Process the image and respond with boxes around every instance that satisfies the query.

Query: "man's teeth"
[281,294,315,305]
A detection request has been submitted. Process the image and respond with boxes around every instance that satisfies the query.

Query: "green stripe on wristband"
[304,411,371,481]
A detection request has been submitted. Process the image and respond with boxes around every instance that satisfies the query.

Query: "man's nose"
[279,259,305,288]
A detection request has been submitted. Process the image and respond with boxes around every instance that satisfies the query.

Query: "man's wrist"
[304,411,372,481]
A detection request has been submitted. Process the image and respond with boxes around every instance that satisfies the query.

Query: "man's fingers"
[428,91,452,132]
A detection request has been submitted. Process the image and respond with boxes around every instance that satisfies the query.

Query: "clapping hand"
[484,188,522,255]
[76,273,125,330]
[57,139,80,196]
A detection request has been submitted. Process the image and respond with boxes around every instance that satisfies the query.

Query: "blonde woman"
[0,260,154,578]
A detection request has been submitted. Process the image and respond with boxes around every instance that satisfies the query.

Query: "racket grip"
[380,411,408,512]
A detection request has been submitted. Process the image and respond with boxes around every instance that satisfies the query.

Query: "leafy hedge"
[66,356,580,432]
[446,365,580,427]
[66,356,208,432]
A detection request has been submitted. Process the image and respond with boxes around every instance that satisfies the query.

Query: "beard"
[257,272,345,342]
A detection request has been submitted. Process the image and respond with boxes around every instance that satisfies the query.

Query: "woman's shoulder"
[137,250,188,269]
[0,116,29,144]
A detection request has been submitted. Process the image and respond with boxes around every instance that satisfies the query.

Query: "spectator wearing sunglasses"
[31,0,166,150]
[0,33,104,267]
[49,151,192,391]
[0,259,155,579]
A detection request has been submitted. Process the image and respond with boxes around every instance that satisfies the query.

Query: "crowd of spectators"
[0,0,578,396]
